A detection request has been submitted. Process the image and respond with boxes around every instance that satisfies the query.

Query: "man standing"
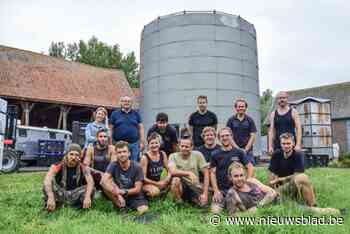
[109,96,145,161]
[226,98,257,164]
[168,138,210,207]
[195,126,220,163]
[210,128,254,214]
[268,133,341,215]
[43,144,94,212]
[268,91,302,154]
[147,112,178,157]
[101,141,149,215]
[188,95,218,148]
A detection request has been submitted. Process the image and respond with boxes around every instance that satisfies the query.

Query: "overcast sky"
[1,0,349,94]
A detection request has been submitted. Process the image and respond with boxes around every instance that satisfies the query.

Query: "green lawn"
[0,168,349,234]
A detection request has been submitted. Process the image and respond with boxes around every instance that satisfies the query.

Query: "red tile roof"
[0,45,135,109]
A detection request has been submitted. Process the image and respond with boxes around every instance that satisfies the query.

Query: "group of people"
[43,92,343,216]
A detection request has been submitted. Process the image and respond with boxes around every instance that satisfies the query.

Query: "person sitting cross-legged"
[140,132,172,199]
[43,144,95,212]
[168,137,210,207]
[101,141,148,215]
[268,133,342,215]
[224,162,278,216]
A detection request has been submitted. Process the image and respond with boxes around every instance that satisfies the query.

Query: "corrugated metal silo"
[140,11,261,154]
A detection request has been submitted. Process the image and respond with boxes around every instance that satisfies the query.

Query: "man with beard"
[195,126,220,163]
[268,91,302,154]
[43,144,95,212]
[225,162,277,215]
[268,133,342,215]
[226,98,257,164]
[147,112,178,157]
[168,138,210,207]
[101,141,148,214]
[83,129,115,190]
[109,96,145,161]
[188,95,218,148]
[210,128,254,214]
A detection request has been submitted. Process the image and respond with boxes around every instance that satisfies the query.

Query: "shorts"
[126,194,148,210]
[276,178,299,200]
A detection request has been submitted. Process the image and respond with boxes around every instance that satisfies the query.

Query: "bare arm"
[247,178,277,206]
[43,165,57,200]
[245,133,256,152]
[127,181,143,196]
[210,167,220,193]
[83,168,94,199]
[246,162,254,178]
[268,112,276,153]
[201,167,210,196]
[108,123,113,145]
[83,146,93,166]
[168,161,191,177]
[101,172,118,194]
[108,145,116,162]
[292,109,302,149]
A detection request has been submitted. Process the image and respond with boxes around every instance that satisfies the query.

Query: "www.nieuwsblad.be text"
[209,215,344,226]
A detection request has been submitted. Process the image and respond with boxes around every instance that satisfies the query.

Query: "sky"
[1,0,349,94]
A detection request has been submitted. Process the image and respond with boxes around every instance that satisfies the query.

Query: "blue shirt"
[109,109,141,143]
[84,121,108,148]
[226,114,257,149]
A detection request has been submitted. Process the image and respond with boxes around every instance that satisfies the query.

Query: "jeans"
[129,141,140,162]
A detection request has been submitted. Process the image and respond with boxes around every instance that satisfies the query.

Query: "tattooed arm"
[43,165,59,211]
[82,167,94,209]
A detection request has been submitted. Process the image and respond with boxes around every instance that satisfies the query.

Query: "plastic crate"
[37,140,65,166]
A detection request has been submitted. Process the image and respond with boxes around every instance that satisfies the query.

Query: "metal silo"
[140,11,261,154]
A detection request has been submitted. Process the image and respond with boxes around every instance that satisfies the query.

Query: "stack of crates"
[37,140,65,166]
[290,97,333,168]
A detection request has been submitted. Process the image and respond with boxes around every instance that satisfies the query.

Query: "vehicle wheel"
[2,149,19,173]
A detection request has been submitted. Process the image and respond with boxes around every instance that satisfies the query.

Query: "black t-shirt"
[196,144,221,163]
[106,161,144,190]
[210,148,249,192]
[54,164,87,191]
[147,124,178,156]
[226,114,257,149]
[188,110,218,147]
[269,150,304,177]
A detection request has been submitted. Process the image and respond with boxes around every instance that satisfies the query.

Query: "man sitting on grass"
[168,137,210,207]
[225,162,278,215]
[101,141,149,215]
[210,127,254,214]
[269,133,342,215]
[43,144,95,212]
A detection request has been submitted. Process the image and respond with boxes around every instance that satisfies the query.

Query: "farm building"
[0,45,136,130]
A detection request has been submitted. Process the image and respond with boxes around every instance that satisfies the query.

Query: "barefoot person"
[43,144,94,212]
[140,133,172,198]
[268,91,302,154]
[210,128,254,214]
[224,162,278,215]
[268,133,341,215]
[101,141,148,215]
[83,129,115,190]
[168,138,210,207]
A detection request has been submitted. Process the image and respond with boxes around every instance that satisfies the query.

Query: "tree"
[260,89,274,136]
[48,36,139,87]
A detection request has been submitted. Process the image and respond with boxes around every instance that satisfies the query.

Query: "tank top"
[145,151,165,182]
[273,108,296,149]
[93,144,109,172]
[237,182,266,209]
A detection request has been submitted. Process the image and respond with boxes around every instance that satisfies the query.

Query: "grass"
[0,168,349,234]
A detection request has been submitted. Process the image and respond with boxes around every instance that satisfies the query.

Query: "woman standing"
[84,107,108,148]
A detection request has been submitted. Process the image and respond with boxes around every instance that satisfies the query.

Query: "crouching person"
[168,138,209,207]
[225,162,278,216]
[140,133,171,198]
[101,141,148,215]
[268,133,341,215]
[43,144,95,212]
